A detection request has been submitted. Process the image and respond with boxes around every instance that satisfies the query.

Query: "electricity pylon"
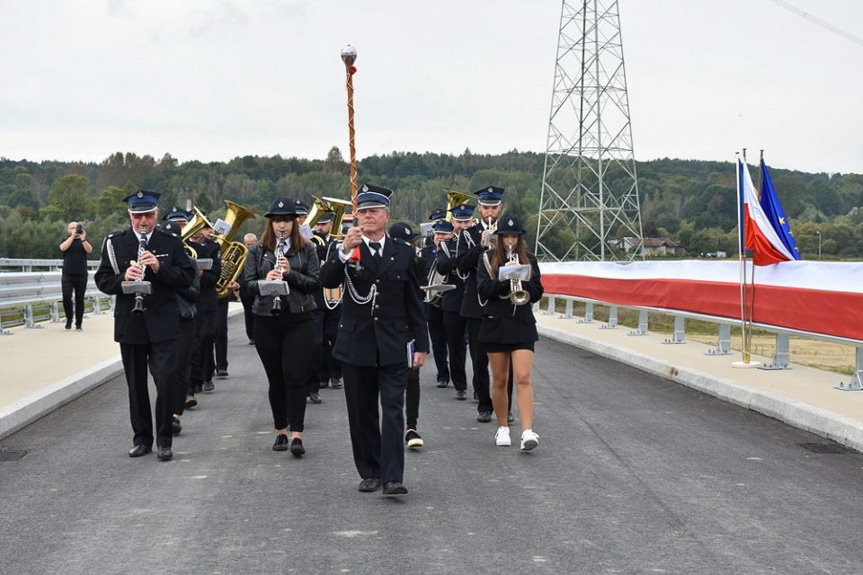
[536,0,644,261]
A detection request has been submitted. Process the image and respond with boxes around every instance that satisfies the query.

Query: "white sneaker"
[495,426,511,446]
[520,429,539,451]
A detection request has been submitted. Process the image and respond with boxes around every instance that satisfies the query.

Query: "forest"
[0,148,860,260]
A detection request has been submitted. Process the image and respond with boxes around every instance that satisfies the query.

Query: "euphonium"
[180,207,211,258]
[214,200,256,298]
[445,190,472,223]
[506,250,530,306]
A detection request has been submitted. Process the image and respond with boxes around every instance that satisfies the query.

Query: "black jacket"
[244,240,319,316]
[476,252,544,345]
[434,235,466,313]
[190,238,222,314]
[319,237,429,367]
[457,223,488,319]
[95,227,195,344]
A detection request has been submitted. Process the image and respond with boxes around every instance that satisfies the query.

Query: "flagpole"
[734,150,760,368]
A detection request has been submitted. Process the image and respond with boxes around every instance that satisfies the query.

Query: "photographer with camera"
[58,221,93,331]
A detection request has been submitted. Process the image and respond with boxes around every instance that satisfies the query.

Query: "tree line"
[0,149,860,260]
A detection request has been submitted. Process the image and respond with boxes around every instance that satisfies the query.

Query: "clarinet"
[132,224,148,314]
[271,231,286,315]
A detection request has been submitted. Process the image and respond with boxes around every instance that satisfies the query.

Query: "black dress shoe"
[215,369,228,378]
[383,482,408,496]
[128,445,151,457]
[477,411,492,423]
[172,417,182,435]
[289,437,305,457]
[308,392,322,404]
[358,478,381,492]
[248,340,255,345]
[202,380,215,392]
[75,326,82,331]
[331,378,343,389]
[185,395,198,409]
[273,434,289,451]
[65,320,72,330]
[156,446,173,461]
[320,380,330,388]
[436,377,449,388]
[456,390,467,400]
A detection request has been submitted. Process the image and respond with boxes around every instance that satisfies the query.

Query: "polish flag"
[738,157,794,266]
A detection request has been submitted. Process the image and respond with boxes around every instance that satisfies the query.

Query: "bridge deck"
[1,308,862,573]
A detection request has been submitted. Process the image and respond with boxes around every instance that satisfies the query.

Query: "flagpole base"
[733,360,762,369]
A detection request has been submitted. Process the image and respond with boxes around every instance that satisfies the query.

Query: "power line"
[769,0,863,48]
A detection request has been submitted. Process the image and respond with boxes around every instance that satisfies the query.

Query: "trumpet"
[482,217,497,250]
[505,250,530,306]
[272,232,287,315]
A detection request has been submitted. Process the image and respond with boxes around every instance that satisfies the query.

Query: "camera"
[76,224,83,234]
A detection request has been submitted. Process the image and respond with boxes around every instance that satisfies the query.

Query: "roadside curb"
[538,323,863,453]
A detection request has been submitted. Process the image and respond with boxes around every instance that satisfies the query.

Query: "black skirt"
[483,340,535,354]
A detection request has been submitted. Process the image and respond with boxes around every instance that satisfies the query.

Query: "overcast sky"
[2,0,861,174]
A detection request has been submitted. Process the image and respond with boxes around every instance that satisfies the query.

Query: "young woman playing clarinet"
[244,197,320,456]
[476,214,544,451]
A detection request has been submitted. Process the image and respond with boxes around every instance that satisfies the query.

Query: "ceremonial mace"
[341,44,362,267]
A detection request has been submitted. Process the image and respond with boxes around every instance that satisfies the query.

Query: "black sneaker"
[456,390,467,400]
[331,377,343,389]
[477,411,492,423]
[65,320,72,330]
[289,437,305,457]
[405,429,424,450]
[273,434,289,451]
[172,417,182,435]
[308,392,322,404]
[320,379,330,389]
[202,381,215,393]
[215,369,228,378]
[436,377,449,388]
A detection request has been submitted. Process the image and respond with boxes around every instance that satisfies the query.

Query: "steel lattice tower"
[536,0,643,261]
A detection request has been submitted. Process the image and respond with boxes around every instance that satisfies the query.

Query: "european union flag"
[759,159,801,260]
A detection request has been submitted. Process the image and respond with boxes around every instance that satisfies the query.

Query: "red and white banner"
[539,260,863,341]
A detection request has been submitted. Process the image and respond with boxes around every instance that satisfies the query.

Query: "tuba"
[306,196,352,308]
[445,190,472,223]
[214,200,256,299]
[180,207,212,259]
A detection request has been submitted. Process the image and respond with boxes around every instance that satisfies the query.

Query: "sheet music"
[498,264,530,281]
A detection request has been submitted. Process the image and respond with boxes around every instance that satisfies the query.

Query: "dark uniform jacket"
[311,233,340,311]
[418,243,442,321]
[95,227,195,344]
[319,237,429,367]
[476,252,544,345]
[457,223,489,319]
[434,234,466,314]
[244,240,319,316]
[190,238,222,314]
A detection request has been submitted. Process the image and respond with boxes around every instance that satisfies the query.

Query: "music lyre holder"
[121,281,152,295]
[258,280,290,297]
[193,258,214,270]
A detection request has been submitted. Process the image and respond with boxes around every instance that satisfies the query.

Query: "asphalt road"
[1,317,862,574]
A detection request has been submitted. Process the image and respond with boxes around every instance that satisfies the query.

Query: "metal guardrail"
[538,293,863,392]
[0,258,112,333]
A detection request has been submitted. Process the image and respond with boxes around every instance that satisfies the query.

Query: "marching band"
[97,184,544,493]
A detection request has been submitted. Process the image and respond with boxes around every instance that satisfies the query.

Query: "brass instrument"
[306,196,352,308]
[505,250,530,306]
[422,261,452,306]
[482,217,497,250]
[272,232,287,315]
[180,207,212,259]
[445,190,472,223]
[213,200,256,299]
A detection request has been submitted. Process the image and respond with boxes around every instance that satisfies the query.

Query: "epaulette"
[157,226,182,239]
[106,230,123,239]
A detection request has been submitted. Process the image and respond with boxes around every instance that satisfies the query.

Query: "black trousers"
[342,362,408,484]
[254,312,314,432]
[174,317,196,416]
[467,317,492,413]
[189,310,215,393]
[427,313,449,382]
[442,310,468,392]
[306,310,324,394]
[120,339,177,449]
[241,294,255,342]
[214,297,229,371]
[61,274,87,327]
[406,366,420,430]
[322,306,342,381]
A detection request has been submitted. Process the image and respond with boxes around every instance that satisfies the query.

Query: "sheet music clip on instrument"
[498,264,530,281]
[121,280,152,295]
[193,258,213,270]
[258,280,290,296]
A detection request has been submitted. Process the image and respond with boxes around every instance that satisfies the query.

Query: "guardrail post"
[835,347,863,391]
[562,298,573,319]
[760,333,791,370]
[24,304,43,329]
[706,324,732,355]
[629,309,648,336]
[663,315,686,344]
[93,296,102,314]
[50,301,60,323]
[579,302,593,324]
[545,295,556,315]
[601,305,618,330]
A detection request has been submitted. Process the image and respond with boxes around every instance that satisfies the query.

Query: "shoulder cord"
[477,251,492,308]
[107,237,120,275]
[339,242,377,314]
[453,231,470,281]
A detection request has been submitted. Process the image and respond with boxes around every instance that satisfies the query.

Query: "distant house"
[615,237,686,257]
